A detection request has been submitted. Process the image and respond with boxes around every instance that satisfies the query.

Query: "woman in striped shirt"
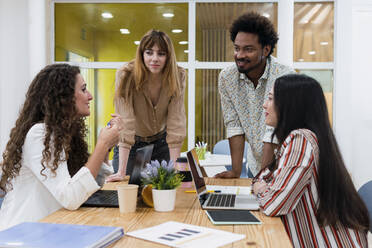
[252,74,369,247]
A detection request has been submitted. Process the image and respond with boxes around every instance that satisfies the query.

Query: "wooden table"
[41,178,292,247]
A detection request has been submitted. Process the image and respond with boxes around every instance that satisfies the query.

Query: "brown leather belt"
[135,130,166,143]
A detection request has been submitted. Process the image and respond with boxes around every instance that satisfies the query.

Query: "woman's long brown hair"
[0,64,89,192]
[116,29,184,104]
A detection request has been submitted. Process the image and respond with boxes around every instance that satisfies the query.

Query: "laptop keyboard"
[82,190,118,207]
[206,194,236,207]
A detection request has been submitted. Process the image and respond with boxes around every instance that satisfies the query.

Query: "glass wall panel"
[195,69,224,151]
[298,69,333,124]
[196,3,277,62]
[55,3,188,62]
[294,2,334,62]
[54,2,335,152]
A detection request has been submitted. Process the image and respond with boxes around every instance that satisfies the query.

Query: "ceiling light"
[298,58,304,62]
[179,41,188,45]
[120,29,130,34]
[320,41,329,46]
[134,41,140,45]
[262,13,270,18]
[308,51,316,55]
[163,13,174,18]
[101,12,113,19]
[172,29,183,33]
[184,50,189,53]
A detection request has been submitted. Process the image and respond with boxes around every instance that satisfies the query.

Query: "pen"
[184,190,221,193]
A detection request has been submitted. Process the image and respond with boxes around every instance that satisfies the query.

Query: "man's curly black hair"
[230,12,278,56]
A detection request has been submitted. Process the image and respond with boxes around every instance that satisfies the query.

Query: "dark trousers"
[112,135,170,175]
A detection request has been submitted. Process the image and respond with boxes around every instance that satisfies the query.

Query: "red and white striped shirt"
[255,129,368,248]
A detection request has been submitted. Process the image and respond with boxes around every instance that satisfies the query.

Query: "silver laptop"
[186,149,259,210]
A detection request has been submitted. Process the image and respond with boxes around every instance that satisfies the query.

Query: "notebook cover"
[205,210,261,225]
[0,222,124,248]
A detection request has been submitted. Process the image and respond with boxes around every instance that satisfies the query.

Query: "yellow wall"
[55,6,95,60]
[95,30,137,62]
[96,70,116,130]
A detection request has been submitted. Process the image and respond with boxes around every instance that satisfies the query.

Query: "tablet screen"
[205,210,261,225]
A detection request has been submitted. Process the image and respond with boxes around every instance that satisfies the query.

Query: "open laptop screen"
[186,149,207,195]
[128,144,154,186]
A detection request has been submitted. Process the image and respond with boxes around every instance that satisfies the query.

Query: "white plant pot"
[152,189,177,212]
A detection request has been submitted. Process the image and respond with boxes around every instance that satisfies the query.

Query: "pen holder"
[152,188,176,212]
[196,147,207,160]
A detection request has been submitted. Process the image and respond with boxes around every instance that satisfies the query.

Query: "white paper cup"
[116,184,138,213]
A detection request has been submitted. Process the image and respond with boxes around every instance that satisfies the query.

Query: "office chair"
[358,180,372,232]
[213,139,250,178]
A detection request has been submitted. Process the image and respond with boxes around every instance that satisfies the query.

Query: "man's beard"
[235,56,265,74]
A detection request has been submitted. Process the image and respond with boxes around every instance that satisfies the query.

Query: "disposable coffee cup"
[116,184,138,213]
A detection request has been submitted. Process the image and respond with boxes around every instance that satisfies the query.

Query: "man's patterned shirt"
[218,56,295,175]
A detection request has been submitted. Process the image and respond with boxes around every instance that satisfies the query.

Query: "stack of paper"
[127,221,245,248]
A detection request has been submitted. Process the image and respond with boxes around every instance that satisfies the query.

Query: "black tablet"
[205,210,261,225]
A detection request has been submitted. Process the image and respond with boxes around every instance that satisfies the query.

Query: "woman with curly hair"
[253,74,369,247]
[0,64,122,230]
[106,30,186,182]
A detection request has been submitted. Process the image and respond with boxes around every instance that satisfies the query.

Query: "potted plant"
[141,160,184,212]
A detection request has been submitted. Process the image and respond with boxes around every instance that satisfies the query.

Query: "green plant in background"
[141,160,184,190]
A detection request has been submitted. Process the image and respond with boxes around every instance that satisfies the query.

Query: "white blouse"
[0,123,100,230]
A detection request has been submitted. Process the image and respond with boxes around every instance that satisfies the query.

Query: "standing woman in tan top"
[106,30,186,182]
